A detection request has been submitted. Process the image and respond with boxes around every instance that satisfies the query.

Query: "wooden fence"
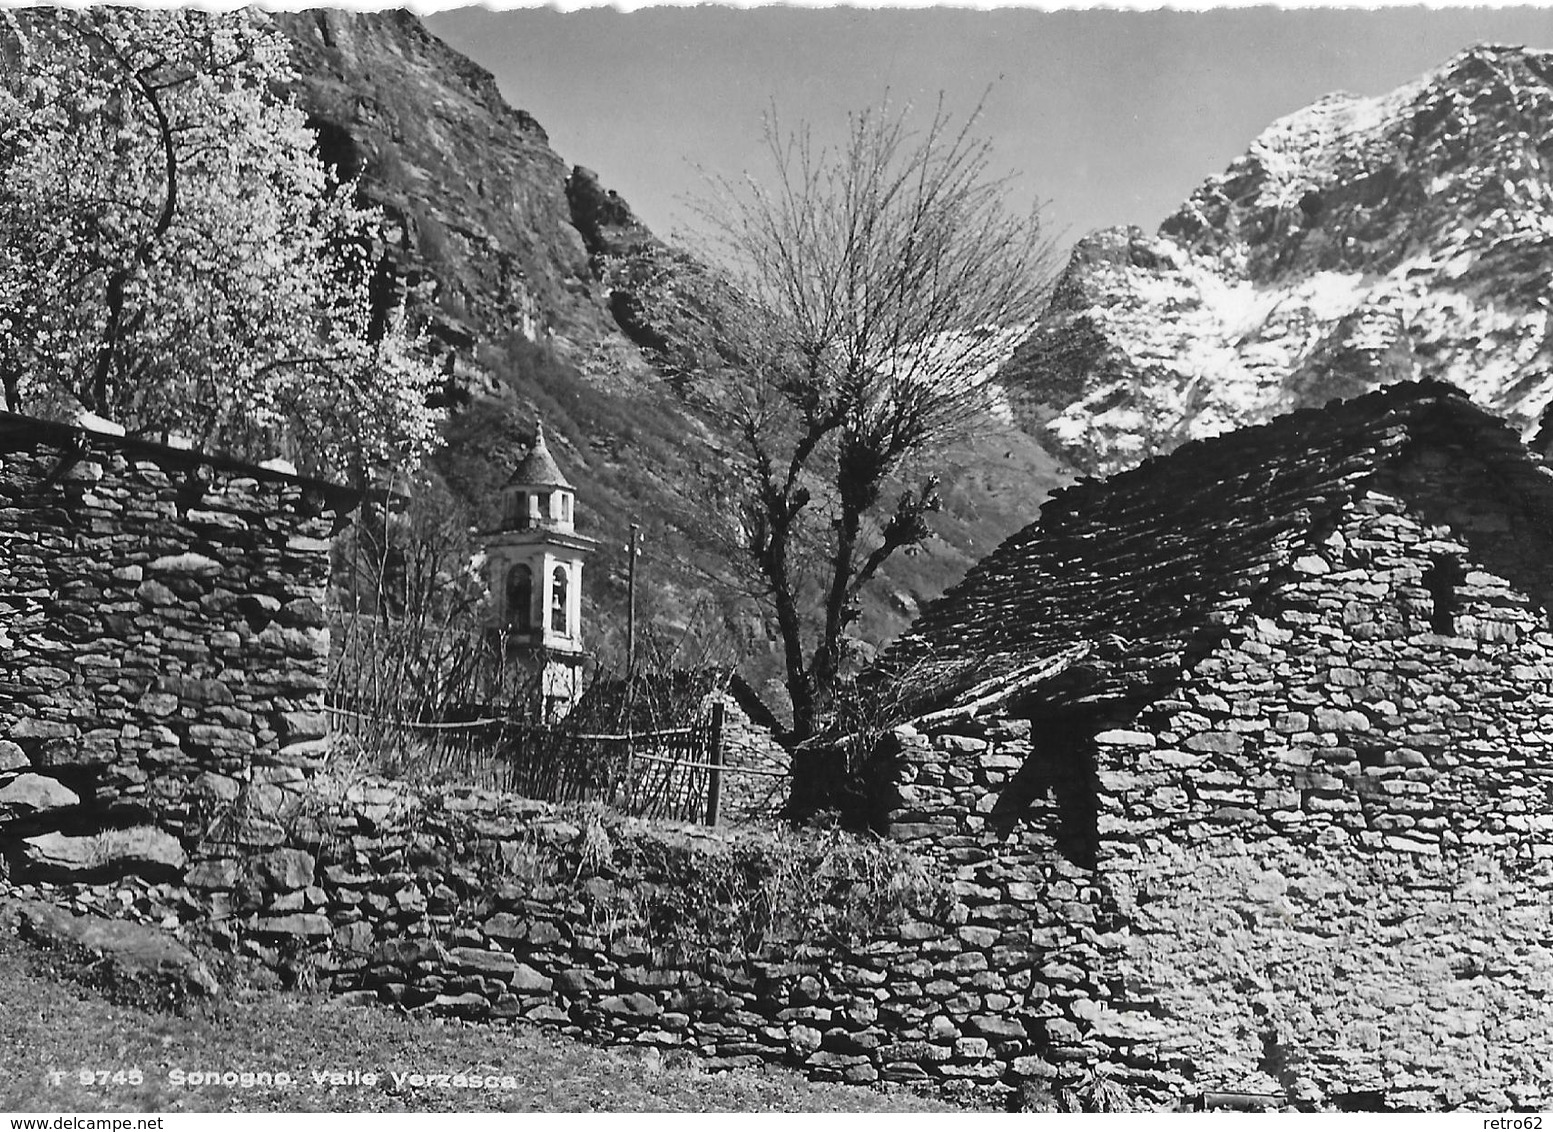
[323,606,784,824]
[326,699,772,825]
[501,703,727,823]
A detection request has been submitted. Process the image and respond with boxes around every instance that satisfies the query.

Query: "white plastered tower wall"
[483,420,595,719]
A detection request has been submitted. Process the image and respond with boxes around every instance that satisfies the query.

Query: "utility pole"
[626,523,640,680]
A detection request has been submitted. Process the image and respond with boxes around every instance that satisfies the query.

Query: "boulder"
[0,772,79,816]
[20,661,67,689]
[8,898,217,1008]
[135,580,177,606]
[19,826,186,881]
[275,739,330,767]
[246,847,315,893]
[154,675,235,705]
[344,782,404,825]
[266,890,305,912]
[0,740,30,772]
[953,1036,989,1059]
[254,913,332,938]
[8,719,78,743]
[393,886,427,913]
[450,946,517,978]
[184,508,247,531]
[333,921,374,953]
[276,710,327,742]
[185,858,242,890]
[278,597,326,627]
[789,1024,823,1056]
[135,692,181,717]
[185,724,254,751]
[35,728,118,768]
[598,992,661,1018]
[509,963,553,993]
[967,1014,1028,1040]
[148,552,221,575]
[481,912,526,942]
[190,772,242,803]
[430,992,490,1017]
[526,920,563,946]
[371,938,444,968]
[554,968,606,994]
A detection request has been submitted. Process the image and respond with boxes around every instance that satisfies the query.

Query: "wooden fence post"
[622,732,636,812]
[706,700,726,826]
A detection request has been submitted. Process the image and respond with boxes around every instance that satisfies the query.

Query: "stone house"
[0,413,357,882]
[855,379,1553,1107]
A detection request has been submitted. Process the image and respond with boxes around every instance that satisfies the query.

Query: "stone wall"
[0,417,356,879]
[710,690,789,825]
[876,718,1183,1105]
[160,778,1155,1110]
[1079,482,1553,1108]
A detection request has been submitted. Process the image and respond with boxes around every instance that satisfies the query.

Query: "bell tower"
[485,420,595,719]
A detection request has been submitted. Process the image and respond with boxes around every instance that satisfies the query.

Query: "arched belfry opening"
[550,565,570,636]
[482,420,595,719]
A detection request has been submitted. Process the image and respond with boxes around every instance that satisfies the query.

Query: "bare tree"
[616,96,1055,763]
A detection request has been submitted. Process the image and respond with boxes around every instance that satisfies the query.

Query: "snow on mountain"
[1004,44,1553,474]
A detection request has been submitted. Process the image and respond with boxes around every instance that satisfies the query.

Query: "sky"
[423,5,1553,251]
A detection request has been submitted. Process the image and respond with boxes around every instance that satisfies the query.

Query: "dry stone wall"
[154,778,1159,1111]
[1086,483,1553,1107]
[878,718,1185,1105]
[0,418,355,880]
[710,691,789,825]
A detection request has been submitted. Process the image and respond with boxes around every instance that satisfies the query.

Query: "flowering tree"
[0,7,442,481]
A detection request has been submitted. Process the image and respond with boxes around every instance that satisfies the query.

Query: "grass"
[588,821,954,961]
[0,928,963,1114]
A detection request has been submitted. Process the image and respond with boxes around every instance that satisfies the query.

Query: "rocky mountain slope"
[270,10,1060,697]
[1005,44,1553,475]
[274,9,651,388]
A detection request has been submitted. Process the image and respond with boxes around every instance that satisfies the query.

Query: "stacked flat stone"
[875,380,1553,716]
[711,690,790,824]
[0,415,354,878]
[178,782,1175,1109]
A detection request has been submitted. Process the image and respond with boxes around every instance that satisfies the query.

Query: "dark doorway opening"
[1422,553,1466,635]
[989,711,1100,867]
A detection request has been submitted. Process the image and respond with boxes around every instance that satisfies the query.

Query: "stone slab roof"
[873,380,1553,718]
[506,420,573,489]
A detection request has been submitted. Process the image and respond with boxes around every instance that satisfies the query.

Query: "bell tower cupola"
[501,420,577,535]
